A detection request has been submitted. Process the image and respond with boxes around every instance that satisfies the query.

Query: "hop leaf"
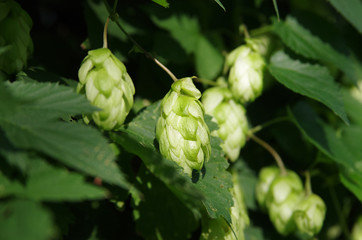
[200,170,249,240]
[293,193,326,236]
[226,43,265,103]
[156,77,211,176]
[202,87,248,161]
[77,48,135,130]
[266,170,304,235]
[255,166,280,212]
[0,0,33,74]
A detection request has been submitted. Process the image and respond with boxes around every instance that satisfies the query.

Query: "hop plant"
[156,77,211,176]
[200,170,249,240]
[293,193,326,236]
[0,0,33,74]
[255,166,280,212]
[266,170,304,235]
[351,216,362,240]
[77,48,135,130]
[201,87,248,161]
[226,42,265,103]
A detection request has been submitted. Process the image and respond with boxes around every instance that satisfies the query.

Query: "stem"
[103,17,110,48]
[241,24,250,39]
[250,134,287,175]
[193,77,220,87]
[248,116,291,135]
[304,171,312,196]
[102,0,178,82]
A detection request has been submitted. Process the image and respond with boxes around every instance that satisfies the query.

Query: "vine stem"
[248,116,291,135]
[304,171,312,196]
[103,17,110,48]
[102,0,178,82]
[249,134,287,175]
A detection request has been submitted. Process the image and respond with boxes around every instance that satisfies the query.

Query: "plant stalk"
[102,0,178,82]
[250,134,287,175]
[103,17,110,48]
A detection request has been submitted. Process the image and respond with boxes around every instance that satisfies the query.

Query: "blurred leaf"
[329,0,362,35]
[195,36,223,80]
[343,86,362,126]
[152,0,169,8]
[244,225,265,240]
[290,102,362,200]
[269,51,348,124]
[0,172,24,198]
[134,166,198,240]
[213,0,225,11]
[273,16,362,83]
[0,199,55,240]
[0,45,11,56]
[0,81,130,190]
[111,101,233,223]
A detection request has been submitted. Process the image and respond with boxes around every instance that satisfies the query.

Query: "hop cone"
[0,0,33,74]
[351,216,362,240]
[77,48,135,130]
[200,171,249,240]
[255,166,280,212]
[293,193,326,236]
[266,170,304,235]
[226,43,265,103]
[202,87,248,161]
[156,77,211,176]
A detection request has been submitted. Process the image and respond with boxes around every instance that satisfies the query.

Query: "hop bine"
[202,87,248,161]
[0,0,33,74]
[226,40,265,103]
[77,48,135,130]
[156,77,211,176]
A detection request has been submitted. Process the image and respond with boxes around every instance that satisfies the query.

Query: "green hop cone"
[156,77,211,176]
[255,166,280,212]
[0,0,33,74]
[200,171,249,240]
[201,87,248,161]
[226,43,265,103]
[293,193,326,236]
[351,216,362,240]
[77,48,135,130]
[266,170,304,235]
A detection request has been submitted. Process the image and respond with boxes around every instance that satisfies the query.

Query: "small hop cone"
[156,77,211,176]
[266,170,304,235]
[202,87,248,161]
[351,216,362,240]
[200,171,249,240]
[0,0,33,74]
[77,48,135,130]
[255,166,280,212]
[226,43,265,103]
[293,193,326,236]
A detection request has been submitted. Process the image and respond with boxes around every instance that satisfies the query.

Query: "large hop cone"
[77,48,135,130]
[351,216,362,240]
[293,193,326,236]
[255,166,280,212]
[200,171,249,240]
[226,43,265,103]
[156,77,211,176]
[202,87,248,161]
[266,170,304,235]
[0,0,33,74]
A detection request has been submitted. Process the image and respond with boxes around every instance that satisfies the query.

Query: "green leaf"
[0,199,56,240]
[273,16,362,83]
[269,51,348,124]
[0,172,24,198]
[24,158,107,201]
[329,0,362,35]
[4,81,96,120]
[111,101,233,223]
[133,165,198,240]
[289,102,362,201]
[214,0,226,11]
[0,81,130,190]
[343,86,362,126]
[152,0,169,8]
